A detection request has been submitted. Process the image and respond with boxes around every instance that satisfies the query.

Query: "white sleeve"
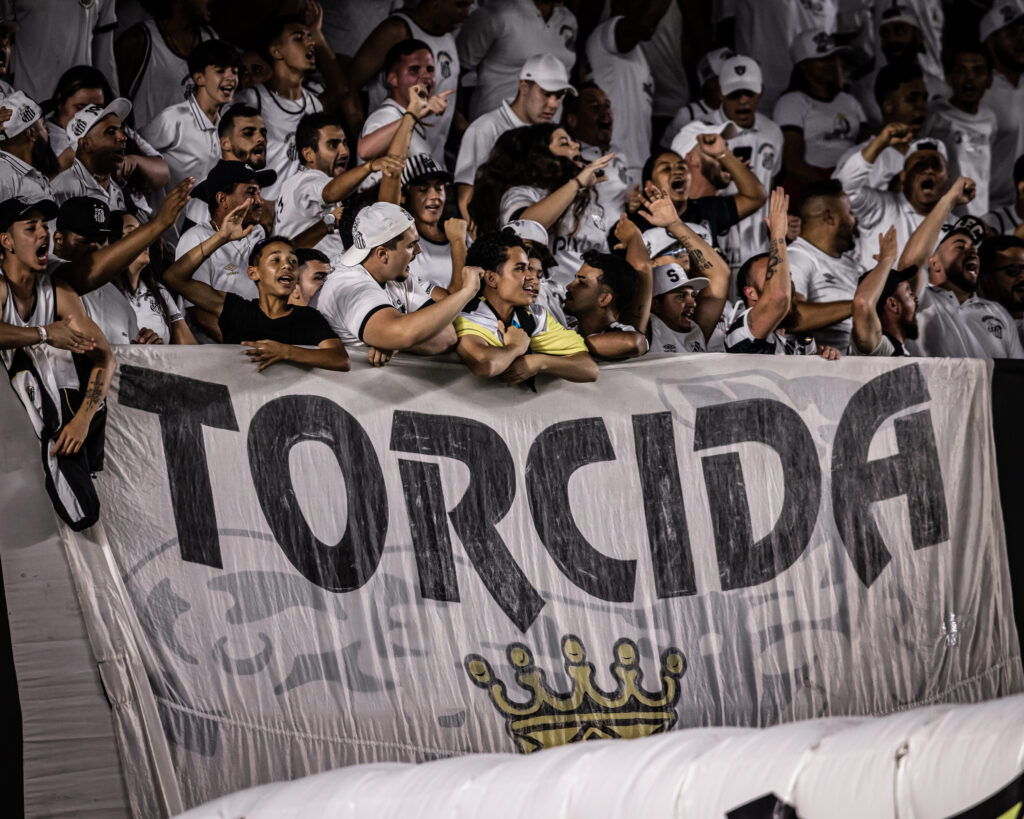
[327,277,395,343]
[456,7,500,72]
[292,173,329,218]
[174,228,203,259]
[772,93,809,130]
[139,109,179,154]
[360,105,402,138]
[835,149,888,229]
[787,250,813,299]
[453,118,492,186]
[157,285,184,324]
[500,185,543,223]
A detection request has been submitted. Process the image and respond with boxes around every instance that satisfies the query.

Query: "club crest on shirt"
[436,51,453,81]
[825,113,852,142]
[560,25,576,50]
[757,143,776,170]
[982,315,1005,339]
[287,136,298,162]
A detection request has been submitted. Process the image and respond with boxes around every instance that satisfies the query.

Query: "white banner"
[63,348,1024,810]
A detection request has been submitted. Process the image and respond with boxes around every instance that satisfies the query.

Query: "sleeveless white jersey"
[127,19,216,129]
[1,272,79,389]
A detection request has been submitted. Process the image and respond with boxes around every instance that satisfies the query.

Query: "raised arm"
[860,122,913,166]
[898,176,975,294]
[357,84,446,162]
[612,213,653,334]
[518,153,614,228]
[852,227,900,354]
[696,132,766,219]
[306,2,346,113]
[747,187,793,339]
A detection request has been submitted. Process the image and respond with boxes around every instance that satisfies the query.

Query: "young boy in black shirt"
[164,200,349,371]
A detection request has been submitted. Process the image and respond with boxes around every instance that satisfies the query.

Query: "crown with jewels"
[464,635,687,754]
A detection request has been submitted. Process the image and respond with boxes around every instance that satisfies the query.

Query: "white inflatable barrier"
[178,694,1024,819]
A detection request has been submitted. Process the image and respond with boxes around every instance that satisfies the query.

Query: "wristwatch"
[323,212,337,233]
[36,325,47,345]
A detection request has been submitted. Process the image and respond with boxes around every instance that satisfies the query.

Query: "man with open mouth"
[51,98,133,214]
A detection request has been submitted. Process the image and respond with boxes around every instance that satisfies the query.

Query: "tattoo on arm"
[765,238,784,282]
[81,369,105,411]
[687,249,713,273]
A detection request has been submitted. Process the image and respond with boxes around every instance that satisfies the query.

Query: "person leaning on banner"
[850,226,918,357]
[313,202,482,368]
[163,200,349,372]
[453,228,598,384]
[0,196,115,530]
[562,250,649,361]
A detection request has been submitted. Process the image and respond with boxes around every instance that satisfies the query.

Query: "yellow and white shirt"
[454,297,587,356]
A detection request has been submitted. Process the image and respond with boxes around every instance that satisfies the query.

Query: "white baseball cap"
[790,30,845,65]
[980,0,1024,42]
[642,223,713,258]
[878,4,922,32]
[718,56,763,97]
[653,263,709,297]
[519,54,576,95]
[669,118,738,158]
[66,97,132,151]
[696,47,736,88]
[0,91,41,142]
[341,202,416,267]
[504,219,550,246]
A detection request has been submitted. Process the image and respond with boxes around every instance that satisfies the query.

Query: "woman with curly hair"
[469,123,614,289]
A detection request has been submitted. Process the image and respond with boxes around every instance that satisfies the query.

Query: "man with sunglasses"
[978,235,1024,345]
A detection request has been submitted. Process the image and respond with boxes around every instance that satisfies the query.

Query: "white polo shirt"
[0,150,53,203]
[82,282,138,346]
[50,159,127,211]
[585,16,653,186]
[273,165,346,259]
[140,94,222,192]
[457,0,577,121]
[313,262,431,348]
[124,280,184,345]
[454,99,527,186]
[908,286,1022,358]
[786,236,861,350]
[773,90,866,169]
[925,101,996,218]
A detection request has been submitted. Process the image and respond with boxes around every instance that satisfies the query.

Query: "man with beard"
[898,177,1022,357]
[978,235,1024,343]
[453,228,597,382]
[0,92,57,203]
[51,99,133,212]
[455,54,576,223]
[400,154,461,296]
[562,251,648,360]
[981,0,1024,209]
[836,125,956,270]
[563,83,630,216]
[926,46,997,218]
[176,160,277,342]
[850,226,917,356]
[276,112,403,259]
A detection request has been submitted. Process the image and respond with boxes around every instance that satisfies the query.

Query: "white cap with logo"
[519,54,576,95]
[790,30,845,65]
[696,47,737,88]
[669,118,738,159]
[0,91,42,142]
[652,263,709,297]
[718,56,763,97]
[980,0,1024,42]
[340,202,416,267]
[66,97,132,151]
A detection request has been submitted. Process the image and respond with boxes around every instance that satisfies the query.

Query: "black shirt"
[218,292,337,346]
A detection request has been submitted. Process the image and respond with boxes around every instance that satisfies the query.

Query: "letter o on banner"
[248,396,388,592]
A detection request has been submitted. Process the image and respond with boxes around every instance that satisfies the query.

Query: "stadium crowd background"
[0,0,1023,474]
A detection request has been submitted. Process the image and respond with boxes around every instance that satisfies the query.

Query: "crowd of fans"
[1,0,1024,471]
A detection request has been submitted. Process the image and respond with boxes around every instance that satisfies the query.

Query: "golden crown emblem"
[464,635,687,754]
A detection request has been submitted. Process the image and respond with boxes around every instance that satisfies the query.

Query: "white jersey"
[50,159,127,211]
[640,0,689,119]
[313,262,431,349]
[714,109,784,272]
[0,150,53,203]
[925,101,996,217]
[360,99,436,183]
[773,91,866,170]
[979,71,1024,209]
[786,236,862,350]
[585,16,652,186]
[140,94,221,193]
[273,165,346,259]
[908,286,1023,358]
[123,18,216,129]
[454,99,527,186]
[648,313,710,353]
[457,0,577,121]
[82,282,137,346]
[237,84,323,200]
[123,279,183,345]
[407,234,453,293]
[580,140,630,217]
[500,184,609,288]
[321,0,399,57]
[984,205,1022,236]
[0,271,79,389]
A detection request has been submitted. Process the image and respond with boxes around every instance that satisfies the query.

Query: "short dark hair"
[295,247,330,268]
[874,62,924,106]
[261,14,306,62]
[295,112,345,160]
[466,228,528,273]
[383,39,433,77]
[797,178,845,217]
[736,252,769,305]
[187,39,241,77]
[561,80,600,122]
[338,191,378,247]
[582,250,637,312]
[218,104,261,139]
[943,43,993,75]
[641,150,681,186]
[49,65,113,113]
[980,235,1024,274]
[248,235,294,268]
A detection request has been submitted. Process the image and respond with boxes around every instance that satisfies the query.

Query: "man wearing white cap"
[710,55,784,273]
[661,46,735,148]
[585,0,669,186]
[314,201,482,361]
[982,0,1024,209]
[455,53,576,223]
[457,0,577,121]
[0,91,55,203]
[50,98,133,212]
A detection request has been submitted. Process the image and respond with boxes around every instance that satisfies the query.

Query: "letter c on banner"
[248,396,387,592]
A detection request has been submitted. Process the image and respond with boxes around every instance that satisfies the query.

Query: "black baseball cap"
[56,196,111,238]
[858,264,919,304]
[0,196,58,231]
[191,160,277,203]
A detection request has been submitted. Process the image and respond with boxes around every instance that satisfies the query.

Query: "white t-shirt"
[50,159,127,211]
[648,313,710,353]
[408,234,453,293]
[908,286,1022,358]
[580,140,630,217]
[457,0,577,121]
[500,184,610,287]
[273,165,346,259]
[986,71,1024,209]
[82,282,138,346]
[123,279,184,345]
[313,262,431,348]
[786,236,861,350]
[359,99,436,184]
[773,90,866,169]
[925,101,996,218]
[0,150,53,203]
[236,84,323,200]
[454,99,528,186]
[140,94,221,193]
[585,16,653,186]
